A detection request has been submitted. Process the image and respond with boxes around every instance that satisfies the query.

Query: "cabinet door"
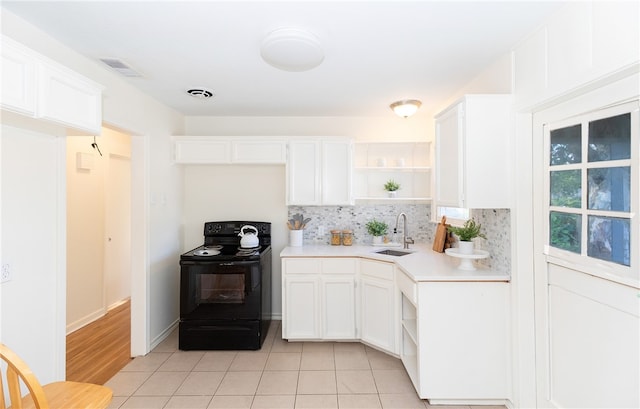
[283,275,320,339]
[174,138,232,163]
[360,275,396,354]
[419,281,509,400]
[232,139,287,164]
[1,37,37,116]
[462,96,511,208]
[287,141,321,205]
[321,140,353,205]
[435,103,462,207]
[321,276,356,339]
[38,61,103,133]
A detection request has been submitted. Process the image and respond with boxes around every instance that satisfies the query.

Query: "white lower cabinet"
[399,277,510,404]
[282,257,357,340]
[283,274,321,339]
[321,276,356,339]
[360,259,397,354]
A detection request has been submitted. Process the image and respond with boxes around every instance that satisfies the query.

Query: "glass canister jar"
[341,230,353,246]
[330,230,342,246]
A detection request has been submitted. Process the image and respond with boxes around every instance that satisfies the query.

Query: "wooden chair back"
[1,343,112,409]
[0,343,49,409]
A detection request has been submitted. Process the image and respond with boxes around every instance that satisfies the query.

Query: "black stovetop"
[180,244,270,262]
[180,221,272,262]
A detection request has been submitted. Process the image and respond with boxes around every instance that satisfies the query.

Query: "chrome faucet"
[394,212,414,249]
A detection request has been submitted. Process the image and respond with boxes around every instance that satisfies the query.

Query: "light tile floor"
[106,321,506,409]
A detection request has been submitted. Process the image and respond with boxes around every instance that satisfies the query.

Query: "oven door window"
[198,273,245,304]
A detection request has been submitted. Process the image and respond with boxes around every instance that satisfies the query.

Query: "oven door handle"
[217,261,257,267]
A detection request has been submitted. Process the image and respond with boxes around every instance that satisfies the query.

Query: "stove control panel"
[204,221,271,237]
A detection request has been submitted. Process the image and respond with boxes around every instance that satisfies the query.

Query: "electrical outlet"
[1,264,12,283]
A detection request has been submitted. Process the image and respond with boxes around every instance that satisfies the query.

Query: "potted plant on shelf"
[384,179,400,198]
[447,218,486,255]
[366,219,388,245]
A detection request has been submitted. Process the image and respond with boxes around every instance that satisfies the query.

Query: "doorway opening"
[65,126,132,382]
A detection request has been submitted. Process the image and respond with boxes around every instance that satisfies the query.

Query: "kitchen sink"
[375,249,411,256]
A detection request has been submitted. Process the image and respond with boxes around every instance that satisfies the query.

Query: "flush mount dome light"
[187,88,214,99]
[261,28,324,72]
[390,99,422,118]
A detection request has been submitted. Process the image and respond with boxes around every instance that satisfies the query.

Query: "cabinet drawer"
[396,268,417,305]
[360,259,394,280]
[283,258,320,274]
[321,258,357,274]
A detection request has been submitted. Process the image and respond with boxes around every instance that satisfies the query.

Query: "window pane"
[550,211,581,253]
[588,167,630,211]
[588,113,631,162]
[550,170,581,207]
[588,216,630,266]
[437,206,469,221]
[550,124,582,165]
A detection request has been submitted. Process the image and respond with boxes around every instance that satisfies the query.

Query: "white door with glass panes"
[533,94,639,408]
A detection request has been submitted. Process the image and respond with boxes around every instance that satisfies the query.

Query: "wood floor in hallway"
[66,299,132,385]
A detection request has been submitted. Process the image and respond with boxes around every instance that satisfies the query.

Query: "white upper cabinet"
[434,94,511,209]
[1,37,37,116]
[173,136,287,164]
[287,139,353,206]
[1,36,103,134]
[37,60,103,133]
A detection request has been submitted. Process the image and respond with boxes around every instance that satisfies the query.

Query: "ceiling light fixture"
[390,99,422,118]
[261,28,324,72]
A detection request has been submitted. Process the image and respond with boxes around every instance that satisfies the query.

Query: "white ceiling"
[1,1,565,118]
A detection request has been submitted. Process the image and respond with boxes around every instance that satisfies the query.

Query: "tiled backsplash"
[472,208,511,274]
[288,205,511,274]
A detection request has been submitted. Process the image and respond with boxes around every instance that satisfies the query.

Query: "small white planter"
[372,236,383,245]
[458,240,474,255]
[387,191,397,198]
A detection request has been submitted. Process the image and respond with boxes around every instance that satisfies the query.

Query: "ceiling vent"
[186,88,215,99]
[99,58,142,77]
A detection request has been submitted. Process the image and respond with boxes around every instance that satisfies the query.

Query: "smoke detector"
[186,88,215,99]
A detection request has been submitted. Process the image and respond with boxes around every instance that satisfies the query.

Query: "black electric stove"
[179,221,272,350]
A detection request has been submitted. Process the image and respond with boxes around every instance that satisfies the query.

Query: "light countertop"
[280,243,510,282]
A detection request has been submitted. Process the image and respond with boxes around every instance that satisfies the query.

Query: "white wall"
[1,115,67,383]
[66,135,106,332]
[1,9,185,383]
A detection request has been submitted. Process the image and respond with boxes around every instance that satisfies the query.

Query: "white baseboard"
[66,298,131,335]
[107,297,130,311]
[150,319,179,351]
[66,308,106,335]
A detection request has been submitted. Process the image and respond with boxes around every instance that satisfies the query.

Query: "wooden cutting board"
[432,216,449,253]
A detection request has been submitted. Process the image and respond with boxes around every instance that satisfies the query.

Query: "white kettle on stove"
[238,225,259,248]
